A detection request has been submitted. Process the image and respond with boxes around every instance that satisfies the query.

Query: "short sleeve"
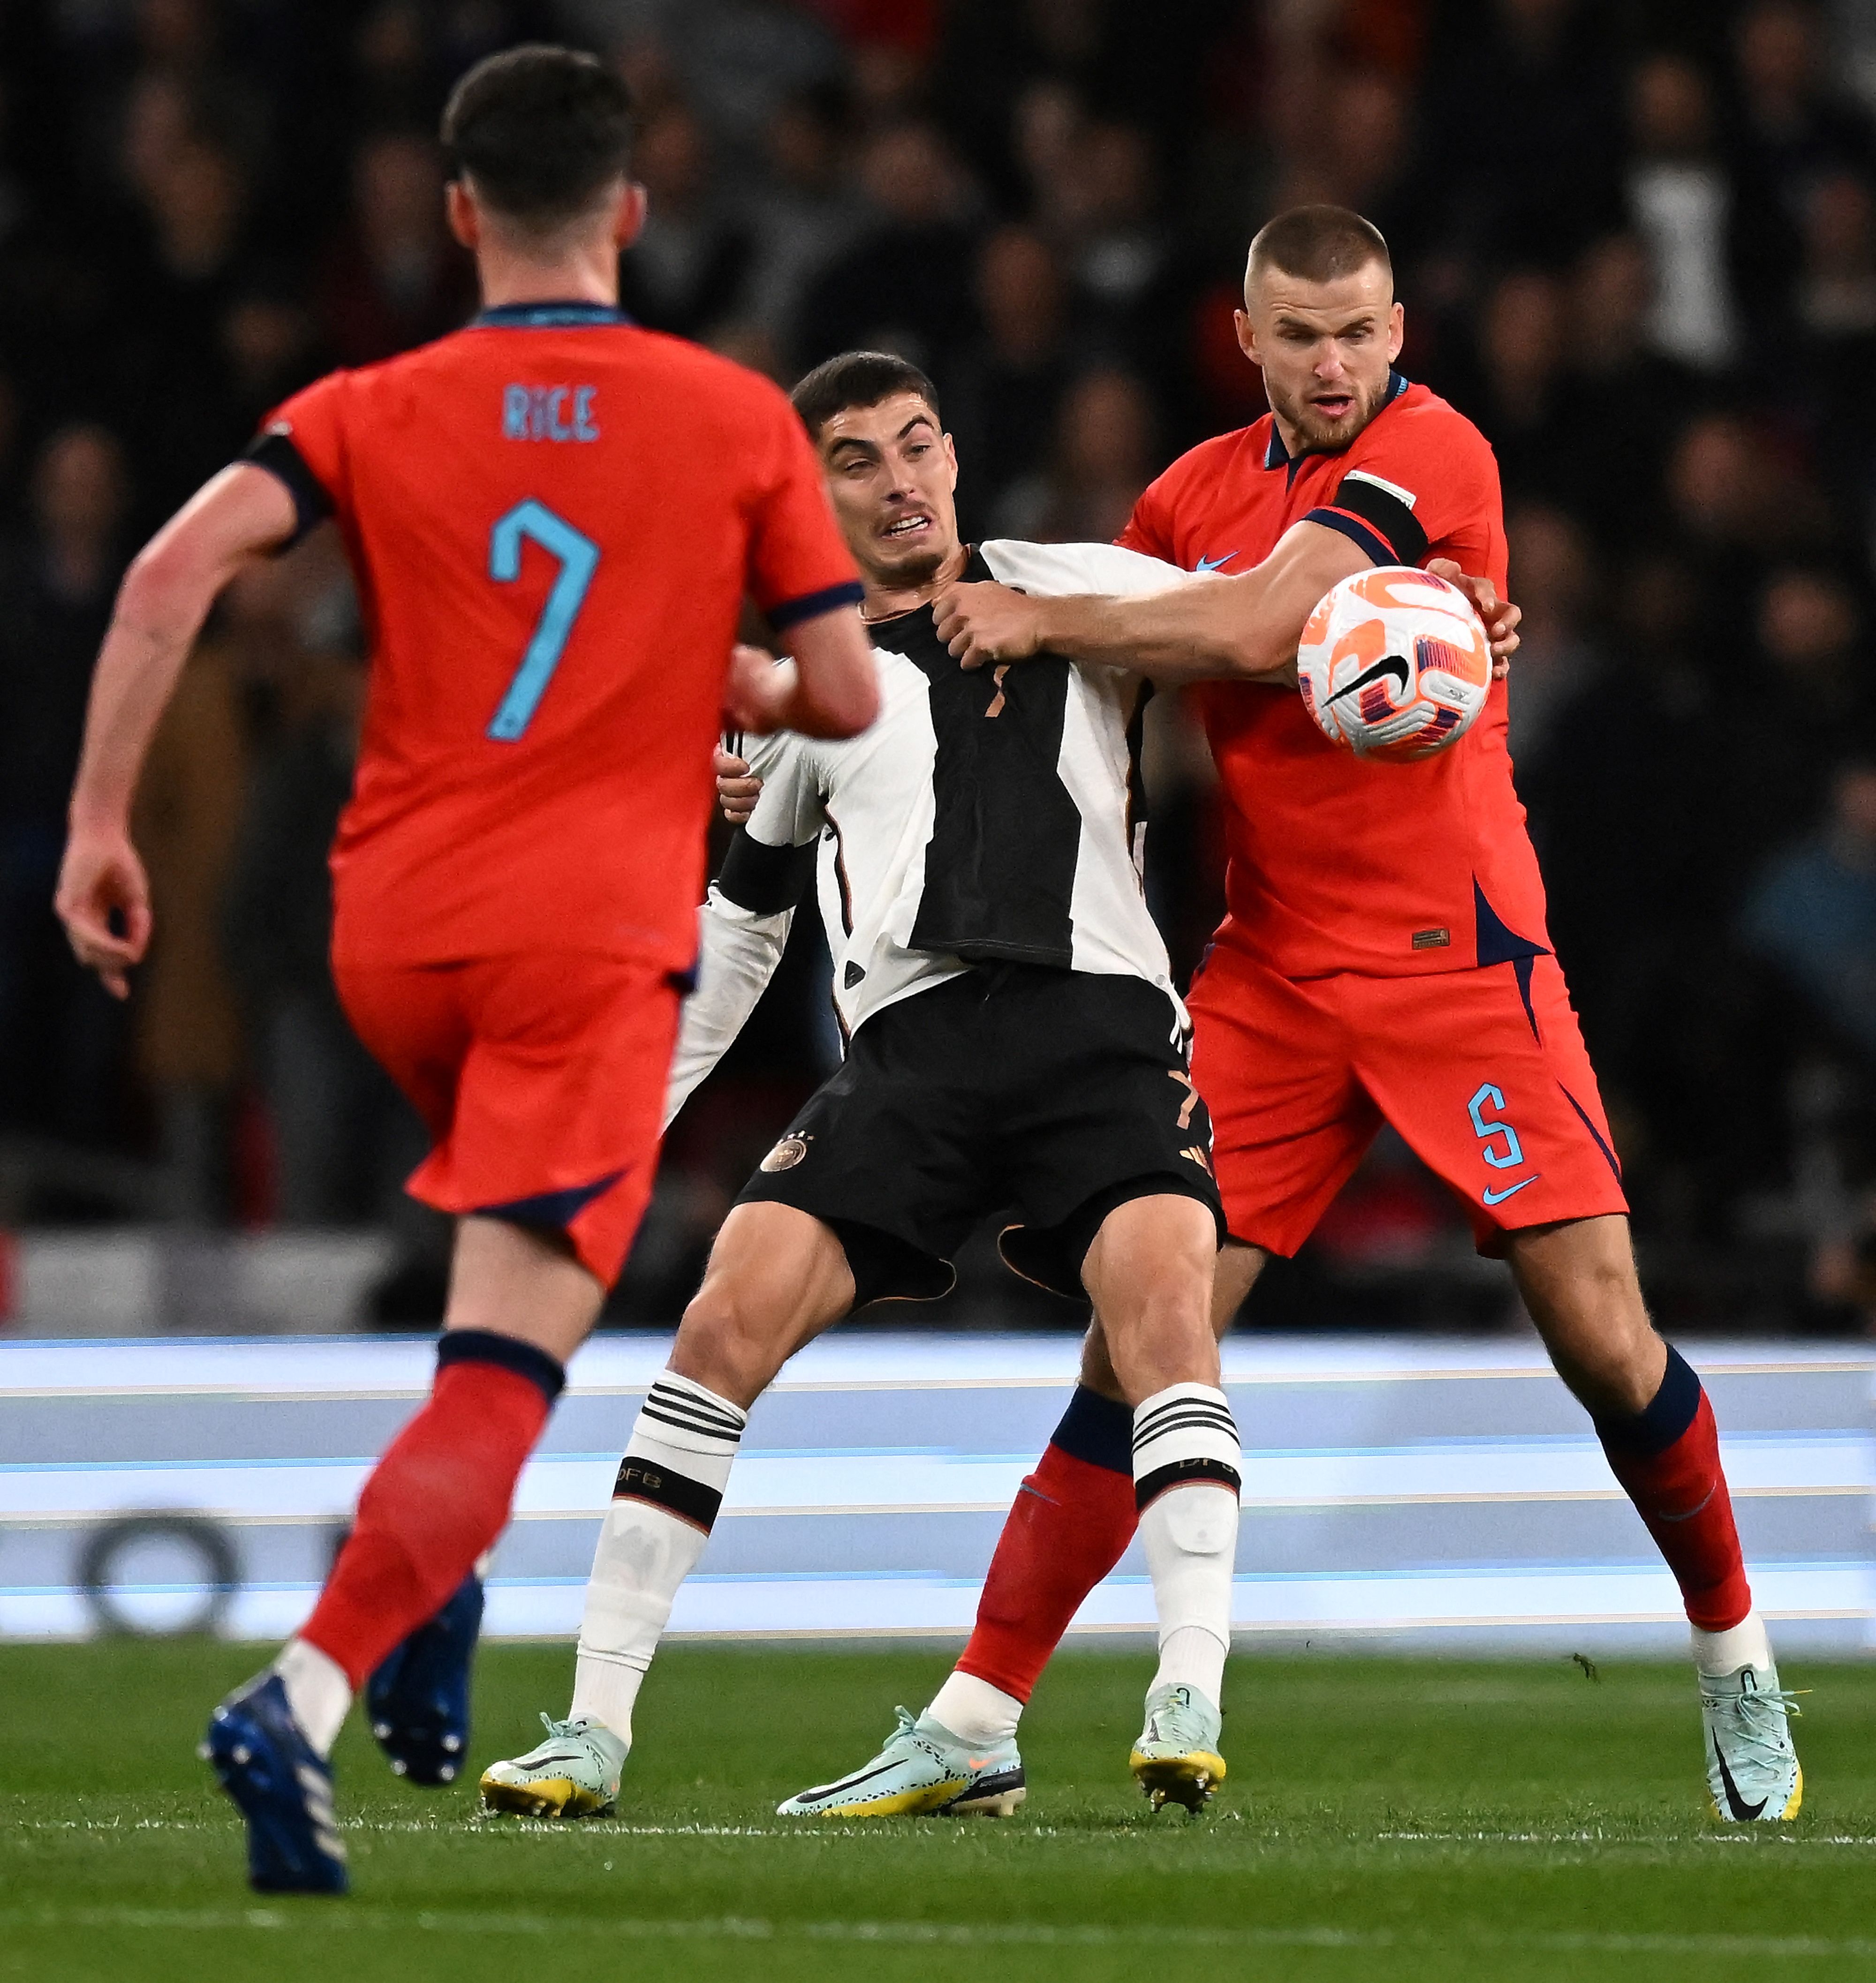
[1117,468,1177,560]
[1308,407,1507,590]
[245,371,349,548]
[744,393,863,631]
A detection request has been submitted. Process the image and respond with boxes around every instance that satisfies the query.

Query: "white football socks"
[569,1372,746,1744]
[925,1670,1024,1749]
[274,1637,352,1758]
[1692,1609,1774,1681]
[1132,1382,1241,1705]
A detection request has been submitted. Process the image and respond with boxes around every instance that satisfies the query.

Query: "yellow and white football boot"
[478,1713,627,1818]
[776,1707,1026,1818]
[1129,1681,1226,1813]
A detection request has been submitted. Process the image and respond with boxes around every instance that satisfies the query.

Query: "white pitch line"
[4,1906,1876,1960]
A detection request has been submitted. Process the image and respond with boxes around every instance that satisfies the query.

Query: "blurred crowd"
[1,0,1875,1329]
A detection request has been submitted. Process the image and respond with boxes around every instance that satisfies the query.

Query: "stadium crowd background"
[0,0,1873,1333]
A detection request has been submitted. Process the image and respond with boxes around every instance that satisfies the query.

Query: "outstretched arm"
[57,462,299,996]
[936,523,1519,685]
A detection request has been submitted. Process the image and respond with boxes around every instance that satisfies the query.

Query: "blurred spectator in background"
[320,129,473,364]
[795,119,977,374]
[1742,759,1876,1063]
[0,427,135,1146]
[948,224,1074,526]
[994,364,1156,544]
[1501,503,1604,774]
[618,98,754,342]
[741,84,866,350]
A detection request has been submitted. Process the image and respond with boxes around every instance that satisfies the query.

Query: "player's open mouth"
[1310,394,1355,417]
[882,512,933,540]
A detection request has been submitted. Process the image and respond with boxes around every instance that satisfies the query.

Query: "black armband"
[242,430,334,550]
[717,829,817,915]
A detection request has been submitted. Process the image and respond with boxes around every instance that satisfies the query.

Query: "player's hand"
[935,581,1044,670]
[55,823,151,1000]
[722,641,796,734]
[1429,559,1520,677]
[715,747,763,825]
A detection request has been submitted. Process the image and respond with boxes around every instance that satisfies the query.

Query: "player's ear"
[942,430,959,490]
[1387,300,1405,363]
[1233,308,1260,368]
[613,182,649,251]
[445,181,479,252]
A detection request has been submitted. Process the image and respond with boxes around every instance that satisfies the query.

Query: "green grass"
[2,1641,1874,1983]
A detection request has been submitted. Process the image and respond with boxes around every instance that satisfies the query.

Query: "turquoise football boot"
[1129,1681,1226,1813]
[777,1707,1025,1818]
[1702,1663,1802,1822]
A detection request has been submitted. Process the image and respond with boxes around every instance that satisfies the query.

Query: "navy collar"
[471,300,632,328]
[1264,367,1411,472]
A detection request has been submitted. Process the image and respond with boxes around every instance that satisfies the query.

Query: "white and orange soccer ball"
[1295,565,1493,762]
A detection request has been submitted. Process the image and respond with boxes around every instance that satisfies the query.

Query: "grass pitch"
[3,1640,1874,1983]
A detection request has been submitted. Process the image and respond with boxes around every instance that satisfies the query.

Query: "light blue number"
[1467,1083,1525,1169]
[486,498,600,741]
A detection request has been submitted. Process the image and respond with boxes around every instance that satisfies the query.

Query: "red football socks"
[1596,1346,1751,1633]
[300,1334,562,1687]
[957,1387,1138,1703]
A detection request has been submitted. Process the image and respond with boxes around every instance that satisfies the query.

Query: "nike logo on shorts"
[1481,1176,1540,1206]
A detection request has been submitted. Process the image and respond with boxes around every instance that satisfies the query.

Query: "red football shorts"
[1187,942,1629,1257]
[334,950,681,1286]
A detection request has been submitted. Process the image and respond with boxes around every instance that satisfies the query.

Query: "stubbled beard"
[874,541,948,587]
[1271,375,1386,452]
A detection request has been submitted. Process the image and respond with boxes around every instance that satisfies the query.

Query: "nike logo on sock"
[1713,1734,1767,1820]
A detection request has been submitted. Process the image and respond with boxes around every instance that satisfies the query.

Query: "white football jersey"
[666,539,1194,1122]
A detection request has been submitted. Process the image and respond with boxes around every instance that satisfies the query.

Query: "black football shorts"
[735,962,1225,1304]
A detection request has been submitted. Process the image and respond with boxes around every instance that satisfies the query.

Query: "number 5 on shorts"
[487,498,600,741]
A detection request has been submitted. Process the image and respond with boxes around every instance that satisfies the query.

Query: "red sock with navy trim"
[299,1333,563,1687]
[1595,1344,1752,1632]
[956,1387,1138,1703]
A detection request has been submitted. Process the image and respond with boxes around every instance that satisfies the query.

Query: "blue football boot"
[201,1672,348,1894]
[366,1571,484,1785]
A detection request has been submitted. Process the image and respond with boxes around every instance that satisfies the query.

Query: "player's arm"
[57,463,300,996]
[937,526,1517,685]
[664,739,823,1123]
[725,606,878,739]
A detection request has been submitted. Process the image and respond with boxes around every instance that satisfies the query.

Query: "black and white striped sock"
[570,1372,747,1741]
[1132,1382,1241,1704]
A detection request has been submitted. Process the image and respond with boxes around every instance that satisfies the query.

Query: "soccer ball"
[1295,566,1493,762]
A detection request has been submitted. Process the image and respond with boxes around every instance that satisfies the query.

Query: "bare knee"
[1508,1216,1665,1417]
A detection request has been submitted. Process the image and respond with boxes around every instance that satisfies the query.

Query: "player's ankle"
[927,1671,1023,1749]
[273,1637,352,1757]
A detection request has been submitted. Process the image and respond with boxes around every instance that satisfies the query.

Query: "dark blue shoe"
[201,1672,348,1894]
[366,1572,484,1785]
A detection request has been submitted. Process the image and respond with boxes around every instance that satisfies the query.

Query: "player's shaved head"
[442,45,634,234]
[1245,206,1392,304]
[791,351,941,442]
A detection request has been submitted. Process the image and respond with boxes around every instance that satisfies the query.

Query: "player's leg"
[1505,1212,1799,1819]
[1077,1189,1243,1810]
[495,988,984,1817]
[204,954,676,1891]
[928,950,1360,1756]
[1351,956,1800,1819]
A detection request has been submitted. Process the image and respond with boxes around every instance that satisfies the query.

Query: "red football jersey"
[1120,375,1546,979]
[255,302,861,971]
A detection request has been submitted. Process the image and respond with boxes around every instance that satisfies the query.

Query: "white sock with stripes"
[569,1372,746,1743]
[1132,1382,1241,1706]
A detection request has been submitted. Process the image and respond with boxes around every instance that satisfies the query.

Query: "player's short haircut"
[441,45,634,231]
[791,351,941,442]
[1246,205,1392,295]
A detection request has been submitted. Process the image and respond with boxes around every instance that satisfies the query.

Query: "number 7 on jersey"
[486,498,600,741]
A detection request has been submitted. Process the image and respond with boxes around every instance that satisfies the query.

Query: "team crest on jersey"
[761,1133,812,1173]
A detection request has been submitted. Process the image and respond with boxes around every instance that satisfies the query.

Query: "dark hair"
[1247,205,1392,290]
[441,45,633,229]
[791,350,941,440]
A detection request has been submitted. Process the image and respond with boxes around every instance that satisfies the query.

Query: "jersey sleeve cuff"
[1306,473,1430,568]
[242,430,334,550]
[716,828,818,915]
[766,579,864,631]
